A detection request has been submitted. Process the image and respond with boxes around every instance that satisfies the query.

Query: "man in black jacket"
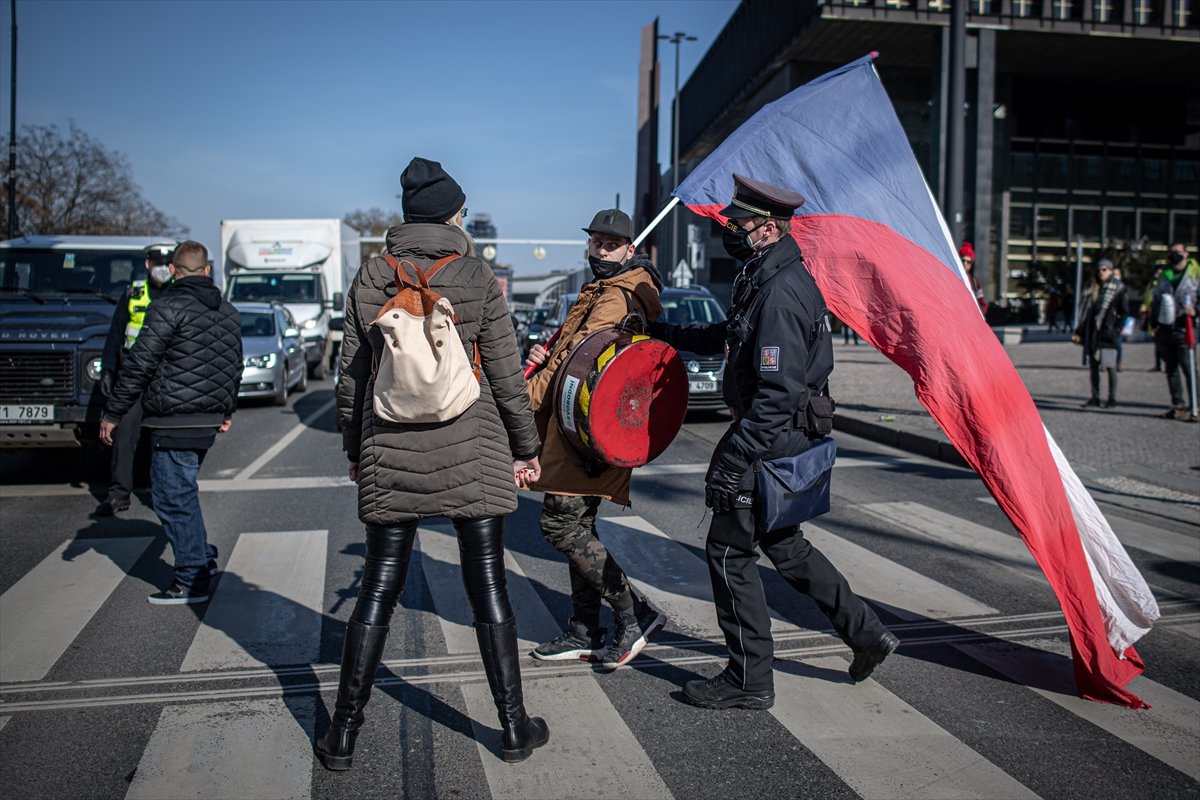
[654,175,898,710]
[95,241,176,516]
[100,241,242,604]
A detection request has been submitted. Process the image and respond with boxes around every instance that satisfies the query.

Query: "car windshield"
[0,248,146,300]
[229,274,319,303]
[659,295,727,325]
[240,311,276,338]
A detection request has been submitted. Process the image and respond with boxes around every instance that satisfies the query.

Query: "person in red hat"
[959,242,988,316]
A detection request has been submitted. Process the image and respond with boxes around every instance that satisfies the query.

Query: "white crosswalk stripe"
[181,530,328,671]
[0,536,153,682]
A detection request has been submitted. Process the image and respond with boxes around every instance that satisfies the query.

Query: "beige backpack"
[370,254,480,424]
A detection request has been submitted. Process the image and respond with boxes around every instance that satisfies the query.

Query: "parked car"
[521,305,553,358]
[657,286,727,411]
[235,301,307,405]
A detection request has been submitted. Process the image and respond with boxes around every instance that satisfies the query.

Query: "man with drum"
[652,175,899,709]
[524,209,669,669]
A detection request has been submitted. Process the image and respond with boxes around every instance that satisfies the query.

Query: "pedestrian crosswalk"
[1,495,1197,800]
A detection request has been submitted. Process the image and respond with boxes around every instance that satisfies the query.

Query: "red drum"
[554,327,688,467]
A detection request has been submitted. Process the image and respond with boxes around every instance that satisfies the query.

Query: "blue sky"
[3,0,737,275]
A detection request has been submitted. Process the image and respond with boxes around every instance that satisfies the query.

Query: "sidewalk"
[830,330,1200,525]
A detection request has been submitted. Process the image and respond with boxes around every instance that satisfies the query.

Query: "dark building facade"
[648,0,1198,312]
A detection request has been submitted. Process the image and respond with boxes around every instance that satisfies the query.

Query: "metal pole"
[946,0,966,245]
[6,0,17,239]
[634,196,679,249]
[671,37,680,287]
[1072,235,1084,331]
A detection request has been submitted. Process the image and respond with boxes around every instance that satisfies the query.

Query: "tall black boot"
[475,616,549,762]
[316,621,390,770]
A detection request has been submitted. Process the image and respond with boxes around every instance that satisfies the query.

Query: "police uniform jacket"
[663,235,832,471]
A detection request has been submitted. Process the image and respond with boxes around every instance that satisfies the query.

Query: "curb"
[834,413,970,469]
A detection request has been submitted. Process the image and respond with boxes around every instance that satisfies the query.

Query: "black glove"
[706,447,750,514]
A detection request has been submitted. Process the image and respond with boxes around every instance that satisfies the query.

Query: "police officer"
[654,174,898,709]
[96,242,175,516]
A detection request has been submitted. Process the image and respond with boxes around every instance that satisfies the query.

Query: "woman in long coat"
[319,157,547,768]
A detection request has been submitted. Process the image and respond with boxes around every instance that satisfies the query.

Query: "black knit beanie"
[401,157,466,223]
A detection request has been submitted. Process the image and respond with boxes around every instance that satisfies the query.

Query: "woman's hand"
[348,462,359,482]
[513,456,541,488]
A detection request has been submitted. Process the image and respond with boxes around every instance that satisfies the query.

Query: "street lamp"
[658,30,697,287]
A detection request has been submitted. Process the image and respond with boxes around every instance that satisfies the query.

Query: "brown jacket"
[527,262,662,504]
[337,223,539,525]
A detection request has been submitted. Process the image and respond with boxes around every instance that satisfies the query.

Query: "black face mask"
[1168,251,1185,266]
[722,221,767,261]
[588,255,626,281]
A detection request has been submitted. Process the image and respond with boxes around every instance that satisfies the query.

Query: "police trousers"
[706,494,886,692]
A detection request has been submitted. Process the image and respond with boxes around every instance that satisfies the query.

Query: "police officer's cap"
[582,209,633,240]
[143,241,176,265]
[720,174,806,220]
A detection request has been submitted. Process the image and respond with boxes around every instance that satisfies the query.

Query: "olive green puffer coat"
[337,223,539,524]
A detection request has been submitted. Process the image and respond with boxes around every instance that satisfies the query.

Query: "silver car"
[235,302,307,405]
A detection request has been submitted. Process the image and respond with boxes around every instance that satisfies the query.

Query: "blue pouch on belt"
[755,437,836,531]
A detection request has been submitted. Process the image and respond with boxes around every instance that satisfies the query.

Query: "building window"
[973,0,995,10]
[927,0,951,10]
[1173,0,1193,26]
[1134,0,1155,24]
[1093,0,1115,20]
[1053,0,1073,17]
[885,0,915,8]
[1013,0,1036,16]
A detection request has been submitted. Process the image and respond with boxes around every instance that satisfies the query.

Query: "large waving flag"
[674,54,1159,708]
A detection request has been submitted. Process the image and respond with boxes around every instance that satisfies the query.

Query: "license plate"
[0,404,54,424]
[688,380,717,393]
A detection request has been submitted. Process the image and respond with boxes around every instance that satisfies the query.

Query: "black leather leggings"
[350,516,514,627]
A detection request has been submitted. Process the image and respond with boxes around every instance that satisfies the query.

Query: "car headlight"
[244,353,277,369]
[302,318,318,330]
[85,356,104,381]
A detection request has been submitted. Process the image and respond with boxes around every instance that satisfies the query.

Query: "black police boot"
[848,630,900,683]
[315,621,390,771]
[683,669,774,710]
[475,616,549,762]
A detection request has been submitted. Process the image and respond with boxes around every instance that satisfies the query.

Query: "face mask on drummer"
[587,235,633,280]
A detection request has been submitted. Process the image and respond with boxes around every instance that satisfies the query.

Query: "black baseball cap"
[583,209,633,240]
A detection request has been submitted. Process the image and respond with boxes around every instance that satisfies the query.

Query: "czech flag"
[674,54,1159,708]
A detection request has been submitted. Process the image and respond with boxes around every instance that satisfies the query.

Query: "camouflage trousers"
[539,493,634,624]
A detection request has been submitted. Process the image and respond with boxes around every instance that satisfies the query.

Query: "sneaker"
[1103,398,1118,409]
[207,545,220,577]
[531,618,606,662]
[1161,407,1187,420]
[848,631,900,683]
[633,596,668,642]
[147,581,210,605]
[601,607,660,670]
[1081,398,1101,408]
[683,670,774,710]
[95,494,130,517]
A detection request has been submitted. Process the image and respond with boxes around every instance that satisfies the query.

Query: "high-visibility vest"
[124,280,155,349]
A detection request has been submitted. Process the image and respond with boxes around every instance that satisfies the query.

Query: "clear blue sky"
[2,0,737,275]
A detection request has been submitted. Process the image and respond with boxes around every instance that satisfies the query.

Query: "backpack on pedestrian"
[370,254,480,424]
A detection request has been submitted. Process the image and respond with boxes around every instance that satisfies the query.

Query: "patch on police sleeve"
[760,346,780,371]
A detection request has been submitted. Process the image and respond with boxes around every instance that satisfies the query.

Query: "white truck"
[221,219,360,378]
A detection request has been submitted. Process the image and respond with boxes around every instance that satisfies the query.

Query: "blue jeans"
[151,447,215,591]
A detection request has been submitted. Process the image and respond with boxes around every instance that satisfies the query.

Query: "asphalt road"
[0,378,1197,800]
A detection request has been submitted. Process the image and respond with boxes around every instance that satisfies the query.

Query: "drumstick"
[523,327,562,380]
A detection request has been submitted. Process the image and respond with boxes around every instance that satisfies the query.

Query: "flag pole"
[634,196,680,249]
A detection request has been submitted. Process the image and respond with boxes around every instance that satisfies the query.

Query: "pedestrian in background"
[653,174,898,711]
[99,241,241,604]
[1073,258,1125,409]
[959,242,988,317]
[95,241,176,516]
[523,208,668,669]
[1112,266,1133,372]
[322,157,547,770]
[1141,267,1165,372]
[1149,242,1199,421]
